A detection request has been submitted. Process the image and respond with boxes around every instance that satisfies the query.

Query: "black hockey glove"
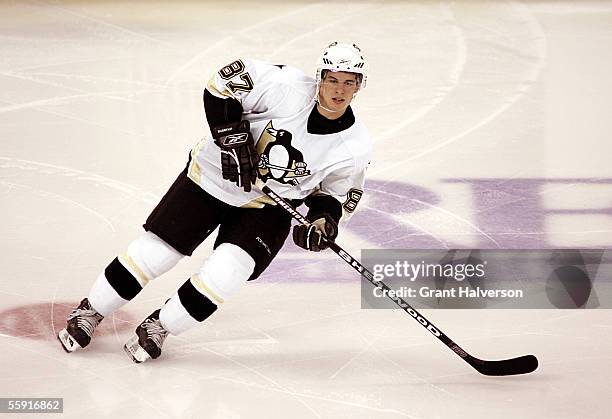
[211,120,259,192]
[293,214,338,252]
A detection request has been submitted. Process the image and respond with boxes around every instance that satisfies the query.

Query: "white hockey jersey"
[187,58,371,219]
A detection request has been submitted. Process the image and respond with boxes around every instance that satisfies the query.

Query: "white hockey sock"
[88,273,129,317]
[159,294,201,336]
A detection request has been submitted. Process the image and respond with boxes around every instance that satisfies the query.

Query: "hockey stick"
[260,184,538,376]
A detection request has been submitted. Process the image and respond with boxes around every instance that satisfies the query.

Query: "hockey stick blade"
[259,184,539,376]
[467,354,538,376]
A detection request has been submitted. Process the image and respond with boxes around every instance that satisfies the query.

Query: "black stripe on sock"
[177,279,218,322]
[105,257,143,301]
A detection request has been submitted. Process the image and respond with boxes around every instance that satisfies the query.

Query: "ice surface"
[1,1,611,418]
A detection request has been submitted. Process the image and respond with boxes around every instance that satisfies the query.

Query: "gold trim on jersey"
[206,77,234,99]
[190,274,224,305]
[240,194,275,208]
[187,139,206,187]
[118,254,150,287]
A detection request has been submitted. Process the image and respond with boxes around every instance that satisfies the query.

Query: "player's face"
[317,71,360,119]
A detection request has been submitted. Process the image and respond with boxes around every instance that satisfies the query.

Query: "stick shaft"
[260,184,538,376]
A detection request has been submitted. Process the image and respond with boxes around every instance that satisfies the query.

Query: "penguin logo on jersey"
[257,121,310,186]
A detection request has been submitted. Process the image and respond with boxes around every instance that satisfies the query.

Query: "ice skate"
[58,298,104,353]
[124,309,169,363]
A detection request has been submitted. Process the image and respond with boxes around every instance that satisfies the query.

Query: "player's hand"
[212,120,259,192]
[292,214,338,252]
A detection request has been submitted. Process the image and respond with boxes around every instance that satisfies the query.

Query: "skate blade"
[123,335,151,363]
[58,328,82,353]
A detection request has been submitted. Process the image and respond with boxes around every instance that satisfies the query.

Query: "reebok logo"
[256,237,271,255]
[222,133,248,146]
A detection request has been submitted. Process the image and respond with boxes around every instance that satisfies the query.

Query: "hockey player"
[58,42,372,362]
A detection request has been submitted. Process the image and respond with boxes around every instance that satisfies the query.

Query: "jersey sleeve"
[206,58,284,115]
[206,58,314,119]
[318,162,368,221]
[307,124,372,222]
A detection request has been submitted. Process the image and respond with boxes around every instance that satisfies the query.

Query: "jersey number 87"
[218,60,254,93]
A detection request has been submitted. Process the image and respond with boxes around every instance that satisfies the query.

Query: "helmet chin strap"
[316,92,359,114]
[314,87,338,113]
[316,100,342,114]
[315,85,359,115]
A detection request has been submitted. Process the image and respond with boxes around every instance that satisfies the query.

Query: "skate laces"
[141,318,168,348]
[67,306,103,338]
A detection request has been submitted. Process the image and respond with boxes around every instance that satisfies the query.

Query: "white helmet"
[315,42,368,89]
